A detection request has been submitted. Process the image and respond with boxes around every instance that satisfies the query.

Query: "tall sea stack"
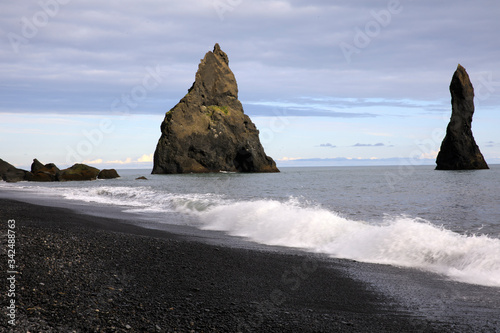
[435,64,489,170]
[152,44,279,174]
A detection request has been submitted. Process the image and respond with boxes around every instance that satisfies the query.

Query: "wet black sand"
[0,197,497,332]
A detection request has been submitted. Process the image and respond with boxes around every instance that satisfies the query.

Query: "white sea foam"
[4,183,500,287]
[191,198,500,287]
[52,186,219,213]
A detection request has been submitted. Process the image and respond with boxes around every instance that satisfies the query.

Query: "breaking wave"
[4,183,500,287]
[192,198,500,287]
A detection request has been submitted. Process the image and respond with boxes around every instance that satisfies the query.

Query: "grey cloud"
[485,141,496,147]
[1,0,499,115]
[353,143,385,147]
[242,103,378,118]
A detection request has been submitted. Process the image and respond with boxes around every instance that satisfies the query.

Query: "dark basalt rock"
[435,64,489,170]
[27,158,60,181]
[152,43,279,174]
[25,171,51,182]
[0,158,28,182]
[1,158,121,182]
[31,158,45,173]
[57,163,100,181]
[97,169,120,179]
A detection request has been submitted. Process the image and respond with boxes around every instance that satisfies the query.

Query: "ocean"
[2,165,500,288]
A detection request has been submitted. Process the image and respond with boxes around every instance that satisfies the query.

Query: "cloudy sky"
[2,0,500,169]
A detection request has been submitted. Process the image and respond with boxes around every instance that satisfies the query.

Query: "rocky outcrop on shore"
[152,43,279,174]
[0,158,28,182]
[26,159,60,182]
[0,158,120,182]
[57,163,101,181]
[98,169,121,179]
[435,64,489,170]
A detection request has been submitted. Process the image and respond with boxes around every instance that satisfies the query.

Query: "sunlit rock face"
[152,43,279,174]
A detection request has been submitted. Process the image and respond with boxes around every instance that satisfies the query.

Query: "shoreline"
[1,197,498,332]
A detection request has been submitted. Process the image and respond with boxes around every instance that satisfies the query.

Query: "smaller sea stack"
[435,64,489,170]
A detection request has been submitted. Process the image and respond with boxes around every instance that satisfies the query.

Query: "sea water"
[2,165,500,287]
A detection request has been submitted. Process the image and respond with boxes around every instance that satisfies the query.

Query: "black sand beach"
[0,197,497,332]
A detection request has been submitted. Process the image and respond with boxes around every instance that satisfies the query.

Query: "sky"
[1,0,500,170]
